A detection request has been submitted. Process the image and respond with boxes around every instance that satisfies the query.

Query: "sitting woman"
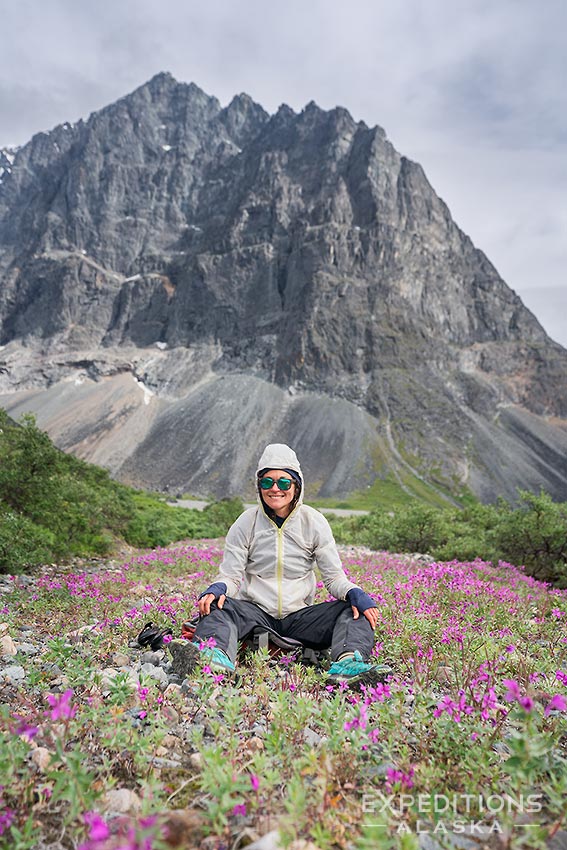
[171,443,390,685]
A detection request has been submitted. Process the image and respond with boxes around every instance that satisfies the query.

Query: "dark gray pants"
[193,598,375,664]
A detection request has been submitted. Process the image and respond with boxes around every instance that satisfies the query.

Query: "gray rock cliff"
[1,73,566,502]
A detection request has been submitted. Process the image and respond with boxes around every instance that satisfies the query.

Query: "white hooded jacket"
[214,443,358,618]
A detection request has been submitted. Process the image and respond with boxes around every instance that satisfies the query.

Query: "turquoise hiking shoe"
[327,651,392,686]
[169,640,236,678]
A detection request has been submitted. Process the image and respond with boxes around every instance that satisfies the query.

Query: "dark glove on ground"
[347,587,377,613]
[198,582,228,601]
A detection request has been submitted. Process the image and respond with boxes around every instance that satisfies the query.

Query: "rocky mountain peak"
[0,75,566,503]
[220,93,269,147]
[273,103,297,123]
[146,70,177,90]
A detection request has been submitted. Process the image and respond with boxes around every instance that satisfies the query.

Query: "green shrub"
[429,503,497,563]
[387,503,450,553]
[354,510,394,550]
[491,490,567,585]
[0,409,249,569]
[0,410,137,565]
[343,504,450,554]
[324,514,368,546]
[123,494,245,549]
[0,509,55,571]
[202,497,245,530]
[328,494,567,585]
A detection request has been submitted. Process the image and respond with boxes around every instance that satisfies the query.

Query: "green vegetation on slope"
[327,494,567,585]
[0,410,243,572]
[2,409,566,584]
[311,471,459,511]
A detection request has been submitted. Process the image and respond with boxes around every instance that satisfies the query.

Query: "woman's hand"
[198,592,226,616]
[347,588,378,629]
[351,604,379,629]
[197,582,228,616]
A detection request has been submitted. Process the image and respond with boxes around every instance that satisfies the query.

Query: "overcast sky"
[1,0,565,345]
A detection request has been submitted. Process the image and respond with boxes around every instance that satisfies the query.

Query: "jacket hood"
[256,443,304,505]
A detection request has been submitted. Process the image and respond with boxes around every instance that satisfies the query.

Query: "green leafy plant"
[329,492,567,585]
[2,543,567,848]
[491,490,567,584]
[0,409,244,571]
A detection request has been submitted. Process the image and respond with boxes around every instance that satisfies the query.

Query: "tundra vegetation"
[1,545,567,849]
[0,410,244,572]
[0,411,566,849]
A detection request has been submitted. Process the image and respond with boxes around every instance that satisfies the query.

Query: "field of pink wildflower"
[1,543,566,850]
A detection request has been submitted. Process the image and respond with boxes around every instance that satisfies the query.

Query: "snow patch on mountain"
[0,146,20,183]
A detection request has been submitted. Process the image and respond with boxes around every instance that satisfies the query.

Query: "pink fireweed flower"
[250,774,260,792]
[519,696,534,712]
[385,766,415,792]
[433,692,473,723]
[233,803,247,817]
[434,695,457,718]
[545,694,567,716]
[556,670,567,686]
[46,689,76,720]
[84,811,110,841]
[162,633,172,643]
[0,807,15,836]
[454,692,474,722]
[502,680,521,702]
[361,682,391,703]
[199,637,217,650]
[480,687,498,721]
[344,704,368,732]
[13,718,39,742]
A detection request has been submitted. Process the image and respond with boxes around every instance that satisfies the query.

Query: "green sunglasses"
[259,476,294,491]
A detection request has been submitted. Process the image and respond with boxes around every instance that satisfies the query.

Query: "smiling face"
[259,469,297,518]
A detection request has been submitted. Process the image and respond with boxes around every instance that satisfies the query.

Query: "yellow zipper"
[276,525,284,618]
[267,503,300,618]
